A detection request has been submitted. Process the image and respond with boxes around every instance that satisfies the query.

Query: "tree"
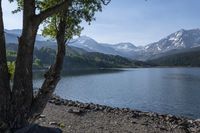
[0,0,110,132]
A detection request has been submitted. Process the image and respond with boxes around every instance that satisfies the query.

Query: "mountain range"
[4,28,200,61]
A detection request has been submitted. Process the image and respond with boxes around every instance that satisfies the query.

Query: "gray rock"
[68,108,84,115]
[82,103,90,109]
[49,122,58,126]
[131,113,140,118]
[39,115,46,119]
[189,127,198,132]
[48,100,55,104]
[195,119,200,122]
[54,101,62,105]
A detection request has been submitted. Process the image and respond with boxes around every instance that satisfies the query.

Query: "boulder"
[68,108,84,115]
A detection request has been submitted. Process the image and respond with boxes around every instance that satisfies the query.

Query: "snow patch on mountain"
[111,43,138,51]
[144,29,200,55]
[4,28,200,61]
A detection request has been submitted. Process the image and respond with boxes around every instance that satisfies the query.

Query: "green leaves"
[9,0,23,13]
[7,61,15,80]
[41,0,108,41]
[11,0,110,42]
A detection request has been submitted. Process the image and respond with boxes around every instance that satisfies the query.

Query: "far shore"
[33,66,200,72]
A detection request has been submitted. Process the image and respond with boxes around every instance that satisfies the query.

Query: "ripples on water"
[34,68,200,119]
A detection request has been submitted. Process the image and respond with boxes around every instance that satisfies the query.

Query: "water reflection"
[33,68,200,119]
[33,68,124,79]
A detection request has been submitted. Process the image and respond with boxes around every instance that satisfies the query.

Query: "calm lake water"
[34,68,200,119]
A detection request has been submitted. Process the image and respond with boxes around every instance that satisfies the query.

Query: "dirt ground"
[35,98,200,133]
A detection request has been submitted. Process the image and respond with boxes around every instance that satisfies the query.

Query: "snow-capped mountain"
[4,28,200,61]
[144,29,200,54]
[109,43,139,52]
[69,29,200,60]
[106,43,142,59]
[69,36,113,53]
[69,36,140,58]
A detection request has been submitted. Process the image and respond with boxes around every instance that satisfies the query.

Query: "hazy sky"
[2,0,200,46]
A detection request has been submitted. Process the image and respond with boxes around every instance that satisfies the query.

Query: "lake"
[34,68,200,119]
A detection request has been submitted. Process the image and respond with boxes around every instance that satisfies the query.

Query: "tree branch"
[30,16,67,120]
[101,0,111,5]
[35,0,72,24]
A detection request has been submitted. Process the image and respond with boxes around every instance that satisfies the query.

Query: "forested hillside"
[148,50,200,67]
[6,44,151,70]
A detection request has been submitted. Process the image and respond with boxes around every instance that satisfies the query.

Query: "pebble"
[49,121,58,126]
[39,115,46,119]
[68,108,84,115]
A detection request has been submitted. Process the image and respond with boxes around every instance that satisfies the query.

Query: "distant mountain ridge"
[144,29,200,54]
[4,28,200,61]
[69,36,142,59]
[69,29,200,60]
[5,29,49,42]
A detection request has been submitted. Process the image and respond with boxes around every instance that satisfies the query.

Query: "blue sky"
[2,0,200,46]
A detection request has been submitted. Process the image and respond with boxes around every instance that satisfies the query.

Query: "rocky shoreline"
[36,95,200,133]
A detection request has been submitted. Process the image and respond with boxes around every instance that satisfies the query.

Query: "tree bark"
[30,16,67,120]
[0,0,11,130]
[0,0,71,130]
[35,0,72,24]
[11,1,72,128]
[11,0,38,129]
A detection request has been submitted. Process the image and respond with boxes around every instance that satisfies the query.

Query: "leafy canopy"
[10,0,110,41]
[42,0,107,41]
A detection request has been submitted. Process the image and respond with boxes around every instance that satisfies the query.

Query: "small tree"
[0,0,110,131]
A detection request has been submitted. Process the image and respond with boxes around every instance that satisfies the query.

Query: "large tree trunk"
[0,0,11,131]
[10,0,71,129]
[11,26,38,129]
[11,0,38,129]
[30,17,67,121]
[0,0,71,131]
